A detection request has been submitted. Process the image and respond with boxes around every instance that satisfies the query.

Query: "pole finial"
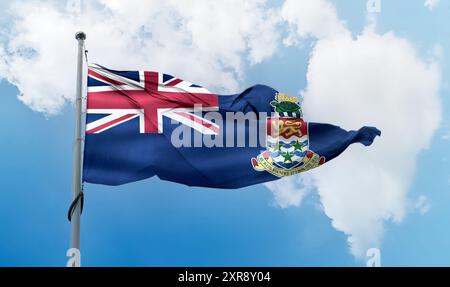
[75,31,86,41]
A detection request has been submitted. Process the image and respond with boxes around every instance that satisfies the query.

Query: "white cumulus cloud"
[0,0,279,114]
[265,173,315,208]
[274,0,442,258]
[413,195,431,215]
[281,0,349,44]
[424,0,440,11]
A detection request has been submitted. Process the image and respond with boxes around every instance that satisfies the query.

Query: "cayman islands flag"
[83,64,380,188]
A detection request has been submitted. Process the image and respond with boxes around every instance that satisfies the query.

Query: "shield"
[266,117,308,170]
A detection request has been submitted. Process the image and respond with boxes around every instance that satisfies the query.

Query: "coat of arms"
[251,93,326,177]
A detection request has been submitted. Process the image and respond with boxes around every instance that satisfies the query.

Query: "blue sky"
[0,0,449,266]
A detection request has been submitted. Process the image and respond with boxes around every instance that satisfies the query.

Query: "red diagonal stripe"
[88,69,124,86]
[165,78,182,87]
[86,113,137,134]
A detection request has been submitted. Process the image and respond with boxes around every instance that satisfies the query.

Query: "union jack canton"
[86,64,219,135]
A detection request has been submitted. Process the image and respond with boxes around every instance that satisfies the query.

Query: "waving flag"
[83,65,380,188]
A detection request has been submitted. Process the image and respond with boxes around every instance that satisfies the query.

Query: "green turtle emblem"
[270,93,302,117]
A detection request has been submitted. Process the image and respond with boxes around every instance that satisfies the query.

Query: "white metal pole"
[68,31,86,267]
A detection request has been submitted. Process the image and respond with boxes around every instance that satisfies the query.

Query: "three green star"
[282,152,294,163]
[293,140,306,150]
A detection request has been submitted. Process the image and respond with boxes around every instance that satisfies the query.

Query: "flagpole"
[68,31,86,267]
